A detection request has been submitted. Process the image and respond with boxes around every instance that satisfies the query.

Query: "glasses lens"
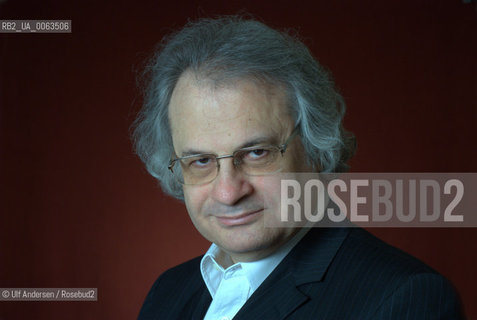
[235,146,282,176]
[178,154,218,185]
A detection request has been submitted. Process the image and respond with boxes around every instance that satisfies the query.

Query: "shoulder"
[339,228,439,279]
[138,256,205,319]
[296,227,439,278]
[321,228,463,318]
[334,228,455,294]
[373,271,464,319]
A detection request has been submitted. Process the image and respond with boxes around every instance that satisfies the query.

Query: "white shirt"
[200,229,309,320]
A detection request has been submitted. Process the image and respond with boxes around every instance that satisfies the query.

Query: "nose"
[209,158,254,206]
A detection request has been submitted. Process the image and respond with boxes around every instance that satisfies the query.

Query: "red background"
[1,1,476,319]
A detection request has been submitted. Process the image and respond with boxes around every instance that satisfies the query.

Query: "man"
[133,16,463,319]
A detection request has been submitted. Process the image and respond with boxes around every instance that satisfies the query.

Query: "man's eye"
[190,157,213,168]
[247,149,269,159]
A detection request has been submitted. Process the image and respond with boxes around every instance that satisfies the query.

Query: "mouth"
[215,209,263,227]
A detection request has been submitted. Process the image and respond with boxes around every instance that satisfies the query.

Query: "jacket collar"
[289,227,350,285]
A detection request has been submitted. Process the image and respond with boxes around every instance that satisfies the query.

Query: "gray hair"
[132,16,356,200]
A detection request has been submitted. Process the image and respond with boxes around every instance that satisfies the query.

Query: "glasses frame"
[168,127,299,185]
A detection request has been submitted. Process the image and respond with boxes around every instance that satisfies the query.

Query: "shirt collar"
[200,228,309,297]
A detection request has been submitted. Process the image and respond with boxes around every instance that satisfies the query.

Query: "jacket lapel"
[233,227,350,320]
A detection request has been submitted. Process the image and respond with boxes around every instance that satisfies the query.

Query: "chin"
[218,229,283,257]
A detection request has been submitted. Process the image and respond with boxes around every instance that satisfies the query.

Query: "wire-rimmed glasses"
[168,128,299,185]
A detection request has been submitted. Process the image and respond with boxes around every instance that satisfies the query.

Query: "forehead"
[168,72,294,154]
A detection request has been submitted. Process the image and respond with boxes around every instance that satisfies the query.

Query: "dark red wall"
[1,1,475,319]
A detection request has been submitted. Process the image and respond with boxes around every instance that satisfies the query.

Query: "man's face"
[168,72,309,263]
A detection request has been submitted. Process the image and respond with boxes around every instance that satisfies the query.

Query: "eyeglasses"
[168,128,299,185]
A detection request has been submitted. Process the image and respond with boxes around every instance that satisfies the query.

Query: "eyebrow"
[180,136,277,157]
